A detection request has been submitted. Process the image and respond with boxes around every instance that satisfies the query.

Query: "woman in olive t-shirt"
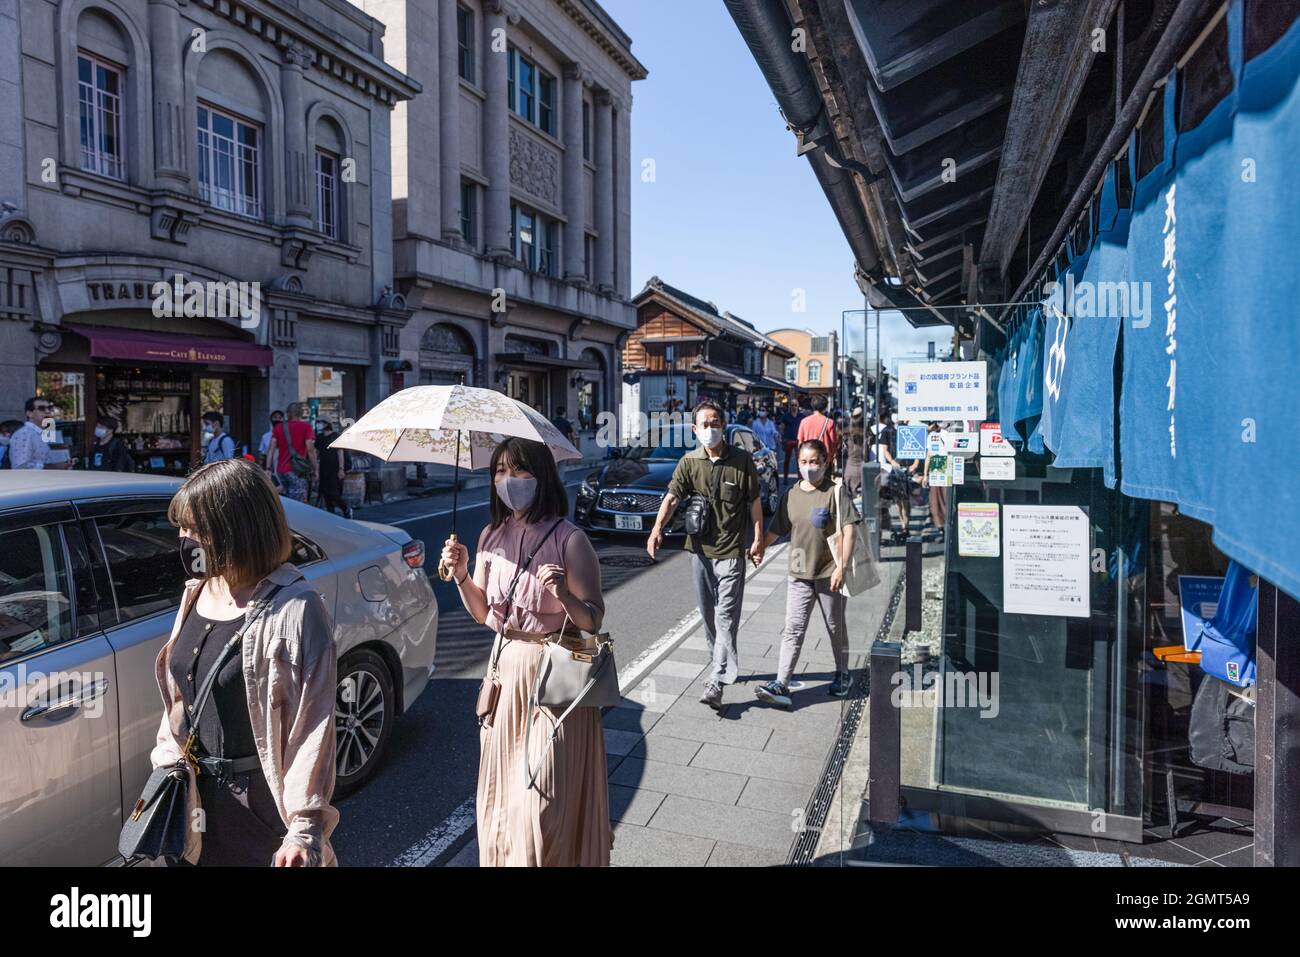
[752,439,860,709]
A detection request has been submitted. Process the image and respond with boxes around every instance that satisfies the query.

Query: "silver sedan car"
[0,471,437,866]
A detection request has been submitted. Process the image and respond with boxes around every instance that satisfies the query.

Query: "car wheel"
[334,648,396,797]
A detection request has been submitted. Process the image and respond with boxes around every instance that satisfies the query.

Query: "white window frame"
[314,148,339,239]
[196,102,263,219]
[77,51,126,180]
[807,360,822,385]
[784,357,799,383]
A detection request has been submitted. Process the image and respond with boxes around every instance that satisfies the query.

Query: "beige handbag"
[524,612,619,790]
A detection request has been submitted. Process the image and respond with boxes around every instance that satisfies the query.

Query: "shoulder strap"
[185,583,286,738]
[498,517,568,632]
[818,415,830,442]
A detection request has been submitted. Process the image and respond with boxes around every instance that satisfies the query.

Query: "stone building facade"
[359,0,646,436]
[0,0,417,472]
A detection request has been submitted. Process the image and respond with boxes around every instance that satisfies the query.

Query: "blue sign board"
[1178,575,1224,652]
[896,425,927,460]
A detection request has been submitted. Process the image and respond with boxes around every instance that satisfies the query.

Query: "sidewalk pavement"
[602,544,903,867]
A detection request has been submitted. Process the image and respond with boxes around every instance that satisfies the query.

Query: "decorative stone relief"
[509,127,560,206]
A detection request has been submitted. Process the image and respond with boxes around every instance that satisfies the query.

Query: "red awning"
[66,324,273,368]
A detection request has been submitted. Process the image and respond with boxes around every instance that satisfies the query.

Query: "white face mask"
[696,427,723,449]
[495,475,538,512]
[94,426,109,440]
[201,430,214,444]
[799,464,826,484]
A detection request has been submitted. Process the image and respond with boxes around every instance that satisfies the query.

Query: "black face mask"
[179,536,208,579]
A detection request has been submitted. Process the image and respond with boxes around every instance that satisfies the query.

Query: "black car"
[574,423,782,536]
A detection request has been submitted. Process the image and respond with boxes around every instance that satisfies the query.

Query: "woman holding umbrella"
[441,436,611,866]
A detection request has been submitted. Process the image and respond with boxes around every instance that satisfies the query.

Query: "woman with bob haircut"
[152,457,339,866]
[442,436,611,866]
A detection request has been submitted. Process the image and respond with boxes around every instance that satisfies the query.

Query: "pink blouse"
[481,515,579,635]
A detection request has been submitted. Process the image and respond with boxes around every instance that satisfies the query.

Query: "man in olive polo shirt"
[647,399,765,710]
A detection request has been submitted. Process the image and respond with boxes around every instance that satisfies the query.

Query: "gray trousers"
[690,553,745,686]
[778,577,848,687]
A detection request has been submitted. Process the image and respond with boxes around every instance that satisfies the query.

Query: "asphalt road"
[329,473,703,866]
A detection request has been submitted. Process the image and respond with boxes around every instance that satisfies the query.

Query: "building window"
[582,100,591,160]
[584,233,595,280]
[784,358,799,383]
[511,205,557,277]
[315,149,339,239]
[811,336,830,354]
[807,360,822,385]
[508,46,555,134]
[460,179,476,246]
[77,52,125,180]
[539,71,556,136]
[457,5,475,82]
[197,103,262,219]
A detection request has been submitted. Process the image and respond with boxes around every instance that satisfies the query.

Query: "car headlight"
[580,478,597,498]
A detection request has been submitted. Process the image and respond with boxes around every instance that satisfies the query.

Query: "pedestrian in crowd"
[154,458,338,866]
[86,416,134,472]
[647,400,764,710]
[874,417,915,535]
[921,421,950,536]
[201,411,238,464]
[440,436,610,866]
[752,404,779,452]
[843,408,866,498]
[259,410,285,460]
[777,398,802,480]
[0,420,21,469]
[753,438,859,707]
[551,405,579,452]
[265,402,318,502]
[797,395,839,472]
[7,396,68,470]
[737,403,753,427]
[314,420,353,519]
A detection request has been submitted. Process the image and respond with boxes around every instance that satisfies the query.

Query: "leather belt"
[501,628,552,643]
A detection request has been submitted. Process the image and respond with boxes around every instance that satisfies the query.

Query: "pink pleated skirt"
[477,634,612,866]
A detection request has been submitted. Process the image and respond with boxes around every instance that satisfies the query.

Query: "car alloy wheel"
[334,648,395,795]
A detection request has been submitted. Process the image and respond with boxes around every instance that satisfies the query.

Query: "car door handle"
[20,677,111,723]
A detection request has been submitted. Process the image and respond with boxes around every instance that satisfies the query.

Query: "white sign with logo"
[951,454,965,485]
[898,360,987,421]
[980,422,1015,457]
[958,503,1000,557]
[944,432,978,457]
[981,457,1016,481]
[1003,505,1091,618]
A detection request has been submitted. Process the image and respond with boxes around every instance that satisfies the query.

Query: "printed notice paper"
[958,503,1000,557]
[1002,505,1091,618]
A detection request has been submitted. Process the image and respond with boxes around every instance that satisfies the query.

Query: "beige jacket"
[151,563,340,866]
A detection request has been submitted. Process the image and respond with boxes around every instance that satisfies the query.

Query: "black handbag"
[119,584,283,863]
[1188,674,1255,775]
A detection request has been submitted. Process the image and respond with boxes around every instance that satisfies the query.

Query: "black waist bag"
[682,462,725,537]
[1188,674,1255,775]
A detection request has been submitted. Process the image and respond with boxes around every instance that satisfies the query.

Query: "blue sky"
[603,0,943,360]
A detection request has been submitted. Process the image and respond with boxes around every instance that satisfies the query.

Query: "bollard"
[868,639,902,825]
[905,535,923,633]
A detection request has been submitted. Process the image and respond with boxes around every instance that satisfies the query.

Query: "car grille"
[597,490,663,513]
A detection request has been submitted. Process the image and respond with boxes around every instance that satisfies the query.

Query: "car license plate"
[614,514,642,531]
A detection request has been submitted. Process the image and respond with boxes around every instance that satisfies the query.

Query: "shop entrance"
[506,370,548,415]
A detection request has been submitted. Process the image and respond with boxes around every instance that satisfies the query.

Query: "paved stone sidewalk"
[605,545,903,866]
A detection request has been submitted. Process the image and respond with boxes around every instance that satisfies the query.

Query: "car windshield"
[621,425,700,461]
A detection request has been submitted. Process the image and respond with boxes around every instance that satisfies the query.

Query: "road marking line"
[388,541,787,867]
[389,796,476,867]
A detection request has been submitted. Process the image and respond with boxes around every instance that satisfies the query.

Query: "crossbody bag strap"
[182,583,286,760]
[492,517,567,668]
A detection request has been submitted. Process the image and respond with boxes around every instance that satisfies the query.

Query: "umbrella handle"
[438,532,459,582]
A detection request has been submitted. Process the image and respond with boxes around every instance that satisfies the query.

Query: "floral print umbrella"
[331,384,581,581]
[331,384,580,468]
